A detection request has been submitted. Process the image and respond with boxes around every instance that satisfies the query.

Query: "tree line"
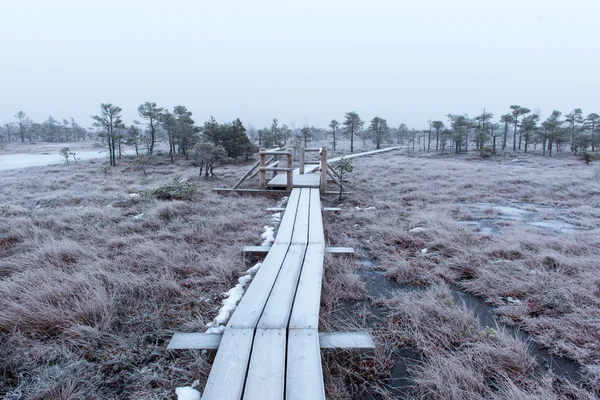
[421,106,598,157]
[3,105,598,162]
[90,102,256,170]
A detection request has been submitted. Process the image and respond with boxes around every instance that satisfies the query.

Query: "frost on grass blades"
[205,265,261,334]
[204,206,283,334]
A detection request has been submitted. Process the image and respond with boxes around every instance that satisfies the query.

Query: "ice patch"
[176,386,201,400]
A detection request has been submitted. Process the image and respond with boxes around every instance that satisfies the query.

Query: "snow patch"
[246,262,262,274]
[129,193,140,199]
[354,206,376,211]
[277,196,289,207]
[505,296,522,304]
[421,248,428,254]
[176,386,201,400]
[261,226,275,246]
[205,263,261,333]
[409,227,428,233]
[133,212,144,220]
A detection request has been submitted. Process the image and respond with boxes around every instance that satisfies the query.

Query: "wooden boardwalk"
[200,188,326,400]
[267,171,320,188]
[172,146,406,397]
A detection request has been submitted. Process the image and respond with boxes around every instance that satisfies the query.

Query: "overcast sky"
[1,0,598,130]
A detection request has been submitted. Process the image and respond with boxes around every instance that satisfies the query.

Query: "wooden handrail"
[299,146,305,175]
[260,167,293,172]
[259,151,292,156]
[320,146,327,192]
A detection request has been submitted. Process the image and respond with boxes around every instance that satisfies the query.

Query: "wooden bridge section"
[203,187,325,399]
[171,146,408,398]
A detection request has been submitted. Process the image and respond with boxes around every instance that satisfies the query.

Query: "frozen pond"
[0,150,111,171]
[458,202,578,234]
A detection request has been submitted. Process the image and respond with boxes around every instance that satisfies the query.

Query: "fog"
[1,0,598,129]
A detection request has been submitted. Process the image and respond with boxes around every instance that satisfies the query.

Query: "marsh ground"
[1,145,599,399]
[322,150,600,399]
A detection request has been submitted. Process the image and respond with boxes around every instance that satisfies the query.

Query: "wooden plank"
[327,146,405,165]
[212,188,288,195]
[319,332,375,349]
[323,191,352,195]
[286,328,325,400]
[308,189,324,245]
[243,329,286,400]
[227,243,290,329]
[291,189,310,244]
[168,332,222,349]
[233,158,260,189]
[323,207,341,212]
[268,174,320,188]
[249,159,278,179]
[259,151,292,156]
[288,244,325,330]
[201,328,254,400]
[260,167,293,172]
[301,164,320,174]
[320,146,327,192]
[325,247,354,254]
[167,331,375,351]
[327,168,342,186]
[273,188,301,245]
[243,246,271,253]
[257,244,307,329]
[299,146,305,174]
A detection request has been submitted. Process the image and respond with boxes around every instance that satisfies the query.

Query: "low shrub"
[148,178,197,201]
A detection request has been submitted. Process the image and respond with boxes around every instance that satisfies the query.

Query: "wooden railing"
[259,149,293,191]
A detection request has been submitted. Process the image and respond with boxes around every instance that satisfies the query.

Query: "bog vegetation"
[1,102,600,399]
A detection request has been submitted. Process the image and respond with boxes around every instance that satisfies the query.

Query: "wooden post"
[299,146,305,174]
[320,146,327,192]
[287,153,293,191]
[259,148,266,189]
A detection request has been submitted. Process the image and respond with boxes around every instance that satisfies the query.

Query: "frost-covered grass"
[322,150,600,398]
[0,155,274,398]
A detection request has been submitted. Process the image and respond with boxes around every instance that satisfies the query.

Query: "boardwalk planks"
[243,328,287,400]
[286,328,326,400]
[201,328,254,400]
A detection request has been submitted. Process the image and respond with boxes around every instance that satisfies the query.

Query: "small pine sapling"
[336,157,353,200]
